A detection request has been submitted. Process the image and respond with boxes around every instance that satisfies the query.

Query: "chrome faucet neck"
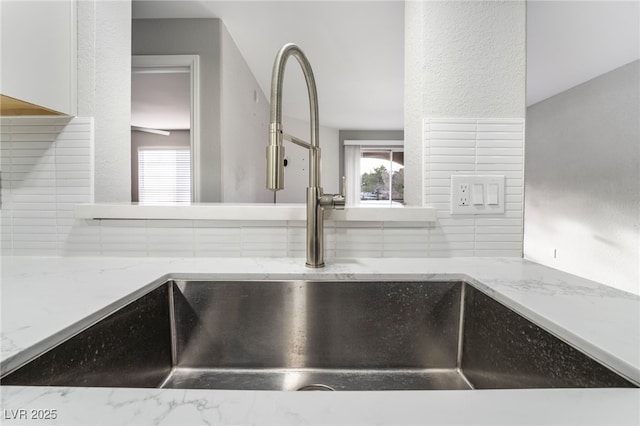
[269,43,320,148]
[266,43,344,268]
[269,43,321,189]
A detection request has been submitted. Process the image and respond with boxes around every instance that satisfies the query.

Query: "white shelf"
[74,203,437,223]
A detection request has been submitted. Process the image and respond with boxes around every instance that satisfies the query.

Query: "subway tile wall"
[1,117,523,258]
[423,118,524,257]
[1,117,94,256]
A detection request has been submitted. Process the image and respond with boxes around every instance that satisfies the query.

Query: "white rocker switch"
[472,183,484,205]
[487,183,499,205]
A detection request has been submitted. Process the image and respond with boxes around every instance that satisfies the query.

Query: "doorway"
[131,55,200,203]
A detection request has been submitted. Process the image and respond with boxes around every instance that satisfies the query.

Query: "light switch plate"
[451,175,505,215]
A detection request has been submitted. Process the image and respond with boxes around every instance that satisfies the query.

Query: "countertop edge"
[73,203,438,222]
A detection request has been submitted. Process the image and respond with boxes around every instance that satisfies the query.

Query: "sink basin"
[1,280,636,390]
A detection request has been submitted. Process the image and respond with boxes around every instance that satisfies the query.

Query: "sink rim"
[2,276,638,389]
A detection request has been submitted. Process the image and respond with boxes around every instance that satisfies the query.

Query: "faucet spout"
[266,43,343,268]
[267,43,320,189]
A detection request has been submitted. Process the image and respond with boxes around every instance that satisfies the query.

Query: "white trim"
[132,55,198,69]
[344,139,404,146]
[191,56,201,202]
[132,67,189,74]
[131,126,171,136]
[344,145,361,206]
[132,55,201,202]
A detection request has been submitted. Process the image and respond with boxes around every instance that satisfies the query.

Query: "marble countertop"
[1,256,639,425]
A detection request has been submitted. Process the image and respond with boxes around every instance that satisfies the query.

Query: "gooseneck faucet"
[266,43,345,268]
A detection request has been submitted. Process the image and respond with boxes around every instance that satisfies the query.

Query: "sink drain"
[296,384,335,391]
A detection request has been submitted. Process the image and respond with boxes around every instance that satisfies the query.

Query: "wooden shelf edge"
[0,94,66,116]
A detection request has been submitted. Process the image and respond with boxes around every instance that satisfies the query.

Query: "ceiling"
[527,0,639,106]
[131,0,640,130]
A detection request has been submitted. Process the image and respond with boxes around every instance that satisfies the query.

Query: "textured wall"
[404,0,526,205]
[524,61,640,295]
[420,1,526,118]
[93,0,131,202]
[403,0,426,206]
[77,0,95,118]
[403,0,526,257]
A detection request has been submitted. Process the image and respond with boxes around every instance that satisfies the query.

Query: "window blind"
[138,148,191,204]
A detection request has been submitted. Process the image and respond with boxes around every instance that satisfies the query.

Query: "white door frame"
[132,54,201,202]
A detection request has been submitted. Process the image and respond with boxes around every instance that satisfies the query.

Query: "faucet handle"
[319,177,346,210]
[333,176,346,210]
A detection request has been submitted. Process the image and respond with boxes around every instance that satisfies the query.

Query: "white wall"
[220,22,271,203]
[73,0,131,202]
[524,61,640,295]
[527,1,640,106]
[133,18,222,202]
[405,0,526,205]
[3,1,530,262]
[404,0,526,257]
[403,0,425,207]
[133,18,278,203]
[77,0,95,118]
[92,0,131,202]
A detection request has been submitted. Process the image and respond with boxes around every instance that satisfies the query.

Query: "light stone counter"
[1,257,639,425]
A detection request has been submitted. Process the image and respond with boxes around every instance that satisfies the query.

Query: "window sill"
[74,203,437,223]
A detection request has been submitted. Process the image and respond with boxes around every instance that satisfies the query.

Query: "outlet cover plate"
[451,175,505,215]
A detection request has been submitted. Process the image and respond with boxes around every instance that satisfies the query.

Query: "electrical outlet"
[458,183,469,206]
[451,175,505,215]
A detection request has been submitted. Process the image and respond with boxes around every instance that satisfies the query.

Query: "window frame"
[343,139,405,207]
[359,146,405,206]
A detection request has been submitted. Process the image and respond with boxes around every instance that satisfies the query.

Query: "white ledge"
[74,203,437,223]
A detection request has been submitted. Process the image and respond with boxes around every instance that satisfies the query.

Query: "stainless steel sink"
[1,280,636,390]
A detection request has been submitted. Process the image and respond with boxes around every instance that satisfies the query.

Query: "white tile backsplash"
[1,117,93,257]
[147,220,195,257]
[241,226,287,257]
[195,226,242,257]
[2,116,524,259]
[423,118,524,257]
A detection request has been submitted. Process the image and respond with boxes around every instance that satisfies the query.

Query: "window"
[360,149,404,205]
[138,147,191,204]
[344,140,404,206]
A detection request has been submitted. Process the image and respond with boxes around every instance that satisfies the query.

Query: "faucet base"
[305,262,325,269]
